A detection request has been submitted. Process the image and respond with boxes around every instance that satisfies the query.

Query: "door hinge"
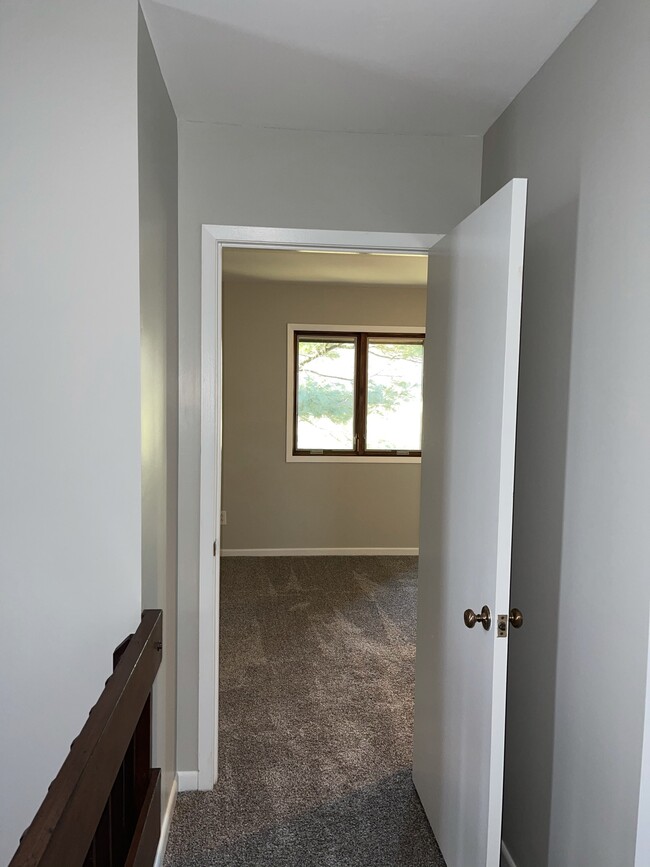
[213,540,217,557]
[497,614,508,638]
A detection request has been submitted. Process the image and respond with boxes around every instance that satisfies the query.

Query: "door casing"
[195,225,441,789]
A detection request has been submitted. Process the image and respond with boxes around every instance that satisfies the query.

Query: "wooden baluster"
[109,761,128,865]
[82,839,96,867]
[93,801,112,867]
[133,696,152,815]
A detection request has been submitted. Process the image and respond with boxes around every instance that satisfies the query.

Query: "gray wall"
[138,8,179,816]
[482,0,650,864]
[177,119,483,770]
[221,275,426,551]
[0,1,142,860]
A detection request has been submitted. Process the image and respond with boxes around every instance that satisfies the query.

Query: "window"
[288,326,425,461]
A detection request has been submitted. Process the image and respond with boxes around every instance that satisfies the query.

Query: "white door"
[413,178,527,867]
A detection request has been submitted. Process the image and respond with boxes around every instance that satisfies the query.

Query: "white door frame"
[198,225,441,789]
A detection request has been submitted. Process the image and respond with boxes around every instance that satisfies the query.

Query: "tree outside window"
[294,331,424,456]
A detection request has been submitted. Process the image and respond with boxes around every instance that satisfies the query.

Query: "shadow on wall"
[503,193,579,867]
[143,1,503,135]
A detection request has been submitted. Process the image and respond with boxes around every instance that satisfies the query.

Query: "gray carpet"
[165,556,446,866]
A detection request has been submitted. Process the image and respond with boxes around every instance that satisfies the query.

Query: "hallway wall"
[138,7,179,821]
[176,120,483,772]
[0,1,142,861]
[482,0,650,863]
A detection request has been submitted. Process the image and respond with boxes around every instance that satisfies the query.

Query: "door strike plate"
[497,614,508,638]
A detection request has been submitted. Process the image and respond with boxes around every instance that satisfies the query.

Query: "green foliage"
[367,380,412,416]
[298,341,346,370]
[297,340,423,425]
[298,378,354,424]
[368,343,423,362]
[366,343,422,417]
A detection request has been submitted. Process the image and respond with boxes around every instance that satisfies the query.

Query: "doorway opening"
[197,227,440,796]
[194,235,442,863]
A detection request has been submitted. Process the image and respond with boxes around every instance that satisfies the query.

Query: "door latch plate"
[497,614,508,638]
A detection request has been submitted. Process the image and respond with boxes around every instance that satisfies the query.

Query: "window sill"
[286,454,422,464]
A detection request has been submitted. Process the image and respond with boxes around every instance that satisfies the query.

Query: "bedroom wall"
[221,272,426,553]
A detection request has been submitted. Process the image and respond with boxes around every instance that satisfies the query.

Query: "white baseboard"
[153,775,178,867]
[501,840,518,867]
[177,770,199,791]
[220,547,419,557]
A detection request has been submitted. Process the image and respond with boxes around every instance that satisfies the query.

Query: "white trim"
[153,775,178,867]
[501,840,518,867]
[177,770,199,792]
[287,455,422,464]
[286,323,425,464]
[199,225,441,790]
[200,225,440,252]
[221,547,420,557]
[198,228,221,790]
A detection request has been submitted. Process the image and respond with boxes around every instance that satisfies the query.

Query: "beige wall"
[221,274,426,551]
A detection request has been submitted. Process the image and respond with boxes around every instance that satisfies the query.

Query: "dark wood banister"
[10,609,163,867]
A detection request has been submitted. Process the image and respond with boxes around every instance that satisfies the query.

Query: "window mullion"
[293,329,300,455]
[356,333,368,456]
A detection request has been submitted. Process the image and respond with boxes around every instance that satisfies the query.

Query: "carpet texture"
[165,556,446,866]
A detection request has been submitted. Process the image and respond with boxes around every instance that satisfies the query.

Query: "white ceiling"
[222,248,428,287]
[142,0,597,135]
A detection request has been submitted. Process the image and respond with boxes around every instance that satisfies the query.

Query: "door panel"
[413,179,527,867]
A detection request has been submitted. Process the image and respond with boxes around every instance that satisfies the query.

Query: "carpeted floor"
[164,556,446,866]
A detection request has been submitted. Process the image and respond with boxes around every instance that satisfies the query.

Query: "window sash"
[293,330,424,458]
[293,332,359,455]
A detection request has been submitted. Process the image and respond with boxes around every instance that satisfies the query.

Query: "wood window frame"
[287,324,425,463]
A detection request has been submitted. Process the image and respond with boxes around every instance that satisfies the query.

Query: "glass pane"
[296,337,356,450]
[366,340,424,451]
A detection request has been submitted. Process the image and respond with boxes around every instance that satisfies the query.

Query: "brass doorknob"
[464,605,491,631]
[509,608,524,629]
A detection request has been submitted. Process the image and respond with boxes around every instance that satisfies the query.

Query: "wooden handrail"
[10,609,163,867]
